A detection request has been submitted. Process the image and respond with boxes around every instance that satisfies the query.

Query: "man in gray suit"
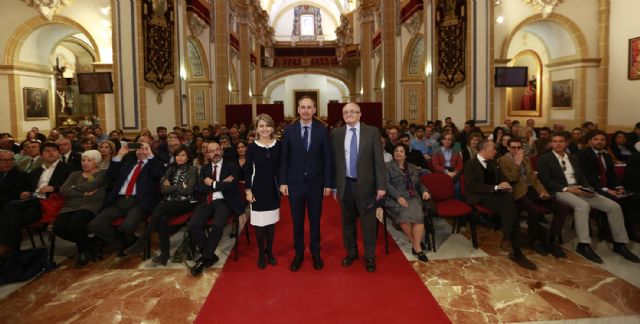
[331,103,386,272]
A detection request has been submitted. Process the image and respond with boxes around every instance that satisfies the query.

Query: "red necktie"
[597,152,607,187]
[207,164,218,204]
[124,161,144,197]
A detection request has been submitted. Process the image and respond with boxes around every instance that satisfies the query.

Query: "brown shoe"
[508,252,537,270]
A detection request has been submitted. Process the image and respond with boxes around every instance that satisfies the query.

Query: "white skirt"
[250,207,280,226]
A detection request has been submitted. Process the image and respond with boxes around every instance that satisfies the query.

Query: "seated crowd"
[0,117,638,278]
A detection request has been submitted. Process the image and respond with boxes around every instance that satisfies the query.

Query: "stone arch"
[402,34,425,80]
[186,36,210,79]
[261,68,353,96]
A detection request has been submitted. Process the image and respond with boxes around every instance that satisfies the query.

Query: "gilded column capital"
[22,0,73,21]
[358,0,379,23]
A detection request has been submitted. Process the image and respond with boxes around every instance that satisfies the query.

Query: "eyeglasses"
[343,110,361,115]
[561,159,566,171]
[509,146,522,150]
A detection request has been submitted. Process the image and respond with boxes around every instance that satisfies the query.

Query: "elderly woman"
[384,143,432,262]
[124,146,197,265]
[97,140,116,170]
[54,150,106,268]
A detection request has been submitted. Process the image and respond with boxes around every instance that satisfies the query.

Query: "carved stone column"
[360,7,375,101]
[382,0,397,122]
[214,0,230,122]
[237,8,251,104]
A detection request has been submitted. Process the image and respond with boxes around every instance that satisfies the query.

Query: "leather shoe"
[416,251,429,263]
[549,243,567,259]
[613,243,640,263]
[576,244,603,264]
[365,257,376,272]
[123,238,148,256]
[530,240,548,256]
[190,255,218,276]
[290,255,303,272]
[258,255,266,269]
[266,252,277,266]
[312,255,324,270]
[342,255,358,267]
[508,252,537,270]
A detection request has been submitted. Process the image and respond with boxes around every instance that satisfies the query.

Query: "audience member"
[399,134,427,169]
[626,122,640,146]
[235,141,248,181]
[537,132,638,263]
[410,125,438,162]
[432,132,463,197]
[0,150,30,210]
[97,140,115,170]
[17,140,43,173]
[385,126,400,154]
[57,138,82,171]
[609,130,636,163]
[462,132,482,163]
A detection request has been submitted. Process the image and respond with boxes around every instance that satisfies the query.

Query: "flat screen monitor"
[77,72,113,94]
[494,67,528,87]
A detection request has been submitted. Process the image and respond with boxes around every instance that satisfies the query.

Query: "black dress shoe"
[266,252,277,266]
[190,256,218,276]
[549,243,567,259]
[508,252,537,270]
[576,244,603,264]
[290,255,303,272]
[312,255,324,270]
[531,240,548,256]
[75,252,89,269]
[416,251,429,263]
[613,243,640,263]
[411,247,418,255]
[342,255,358,267]
[365,257,376,272]
[152,254,169,266]
[123,238,148,256]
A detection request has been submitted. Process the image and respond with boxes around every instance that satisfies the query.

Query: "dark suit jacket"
[463,158,505,205]
[0,167,31,208]
[29,161,75,196]
[331,123,386,214]
[197,159,246,215]
[63,151,82,171]
[576,148,620,191]
[104,155,164,212]
[279,119,333,191]
[624,152,640,193]
[537,151,589,194]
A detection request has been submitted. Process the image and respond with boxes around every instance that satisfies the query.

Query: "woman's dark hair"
[172,145,192,164]
[611,130,627,145]
[235,140,248,155]
[392,143,408,156]
[493,127,505,143]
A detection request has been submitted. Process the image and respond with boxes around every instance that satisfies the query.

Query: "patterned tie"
[349,128,357,178]
[302,126,309,151]
[597,152,607,187]
[207,164,218,204]
[124,161,144,197]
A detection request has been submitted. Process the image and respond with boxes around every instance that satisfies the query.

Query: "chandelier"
[523,0,562,18]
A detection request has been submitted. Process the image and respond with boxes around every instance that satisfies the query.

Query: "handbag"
[39,192,65,224]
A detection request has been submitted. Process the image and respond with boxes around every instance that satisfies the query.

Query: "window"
[300,14,315,36]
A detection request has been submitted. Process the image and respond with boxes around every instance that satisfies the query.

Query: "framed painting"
[629,37,640,80]
[507,50,542,117]
[551,79,573,109]
[23,87,49,120]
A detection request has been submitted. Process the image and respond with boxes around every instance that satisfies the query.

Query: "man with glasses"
[537,132,638,263]
[498,138,570,258]
[331,103,386,272]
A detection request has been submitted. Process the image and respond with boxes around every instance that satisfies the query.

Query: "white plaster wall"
[268,74,344,117]
[608,0,640,128]
[0,76,10,133]
[437,88,466,127]
[145,88,177,130]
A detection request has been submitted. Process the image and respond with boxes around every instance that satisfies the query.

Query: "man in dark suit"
[280,96,333,271]
[577,130,640,242]
[89,141,164,260]
[537,132,638,263]
[56,138,81,170]
[0,142,73,256]
[0,150,30,210]
[189,142,246,276]
[331,102,386,272]
[464,139,537,270]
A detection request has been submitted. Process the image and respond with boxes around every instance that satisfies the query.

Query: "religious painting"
[507,50,542,117]
[142,0,175,90]
[551,79,573,109]
[23,87,49,120]
[435,0,466,103]
[629,37,640,80]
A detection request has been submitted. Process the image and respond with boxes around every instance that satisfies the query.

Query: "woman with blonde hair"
[244,114,281,269]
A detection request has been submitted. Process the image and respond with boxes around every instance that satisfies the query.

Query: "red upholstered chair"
[420,173,474,250]
[203,182,250,262]
[529,155,538,171]
[24,193,65,263]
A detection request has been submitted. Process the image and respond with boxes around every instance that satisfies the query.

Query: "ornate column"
[237,5,251,104]
[382,0,397,122]
[214,0,230,122]
[360,5,376,101]
[597,0,610,128]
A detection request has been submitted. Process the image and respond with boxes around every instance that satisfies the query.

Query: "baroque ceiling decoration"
[23,0,74,21]
[523,0,562,18]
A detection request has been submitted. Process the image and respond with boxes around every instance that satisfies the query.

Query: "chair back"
[529,155,538,171]
[420,173,454,201]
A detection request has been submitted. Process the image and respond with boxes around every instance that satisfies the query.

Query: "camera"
[128,142,141,150]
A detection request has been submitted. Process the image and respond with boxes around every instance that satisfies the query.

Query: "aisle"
[195,198,450,323]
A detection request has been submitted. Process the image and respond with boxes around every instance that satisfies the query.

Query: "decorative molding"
[523,0,563,18]
[335,13,354,62]
[403,11,423,36]
[22,0,73,21]
[545,57,601,68]
[188,12,207,36]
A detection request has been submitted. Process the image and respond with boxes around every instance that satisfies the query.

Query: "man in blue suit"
[280,96,333,271]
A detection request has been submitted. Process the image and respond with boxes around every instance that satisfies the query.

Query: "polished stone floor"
[0,212,639,323]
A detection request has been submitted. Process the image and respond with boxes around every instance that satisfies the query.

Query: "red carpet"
[195,198,450,323]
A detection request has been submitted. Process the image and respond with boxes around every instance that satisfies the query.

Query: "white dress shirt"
[210,160,224,200]
[552,151,577,187]
[35,160,59,199]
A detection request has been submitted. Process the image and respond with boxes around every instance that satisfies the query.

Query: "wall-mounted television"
[494,67,528,87]
[77,72,113,94]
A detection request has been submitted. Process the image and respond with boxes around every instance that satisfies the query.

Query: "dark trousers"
[187,200,231,259]
[613,194,640,235]
[141,200,194,256]
[516,188,570,240]
[0,199,42,250]
[88,196,145,251]
[54,209,96,253]
[288,186,323,256]
[478,192,522,253]
[340,179,377,259]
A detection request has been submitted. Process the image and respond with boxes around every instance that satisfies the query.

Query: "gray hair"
[82,149,102,164]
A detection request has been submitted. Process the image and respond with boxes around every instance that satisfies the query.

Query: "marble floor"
[0,213,639,323]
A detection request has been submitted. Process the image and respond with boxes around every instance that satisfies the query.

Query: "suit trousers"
[0,198,42,250]
[478,192,522,252]
[143,200,194,255]
[54,209,96,253]
[187,200,231,259]
[555,192,628,244]
[516,188,570,239]
[88,196,145,251]
[288,186,323,256]
[340,178,377,259]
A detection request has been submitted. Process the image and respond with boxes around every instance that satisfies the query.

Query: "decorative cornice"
[523,0,563,18]
[22,0,73,21]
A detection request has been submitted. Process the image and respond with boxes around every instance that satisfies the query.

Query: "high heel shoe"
[258,254,266,269]
[265,252,277,266]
